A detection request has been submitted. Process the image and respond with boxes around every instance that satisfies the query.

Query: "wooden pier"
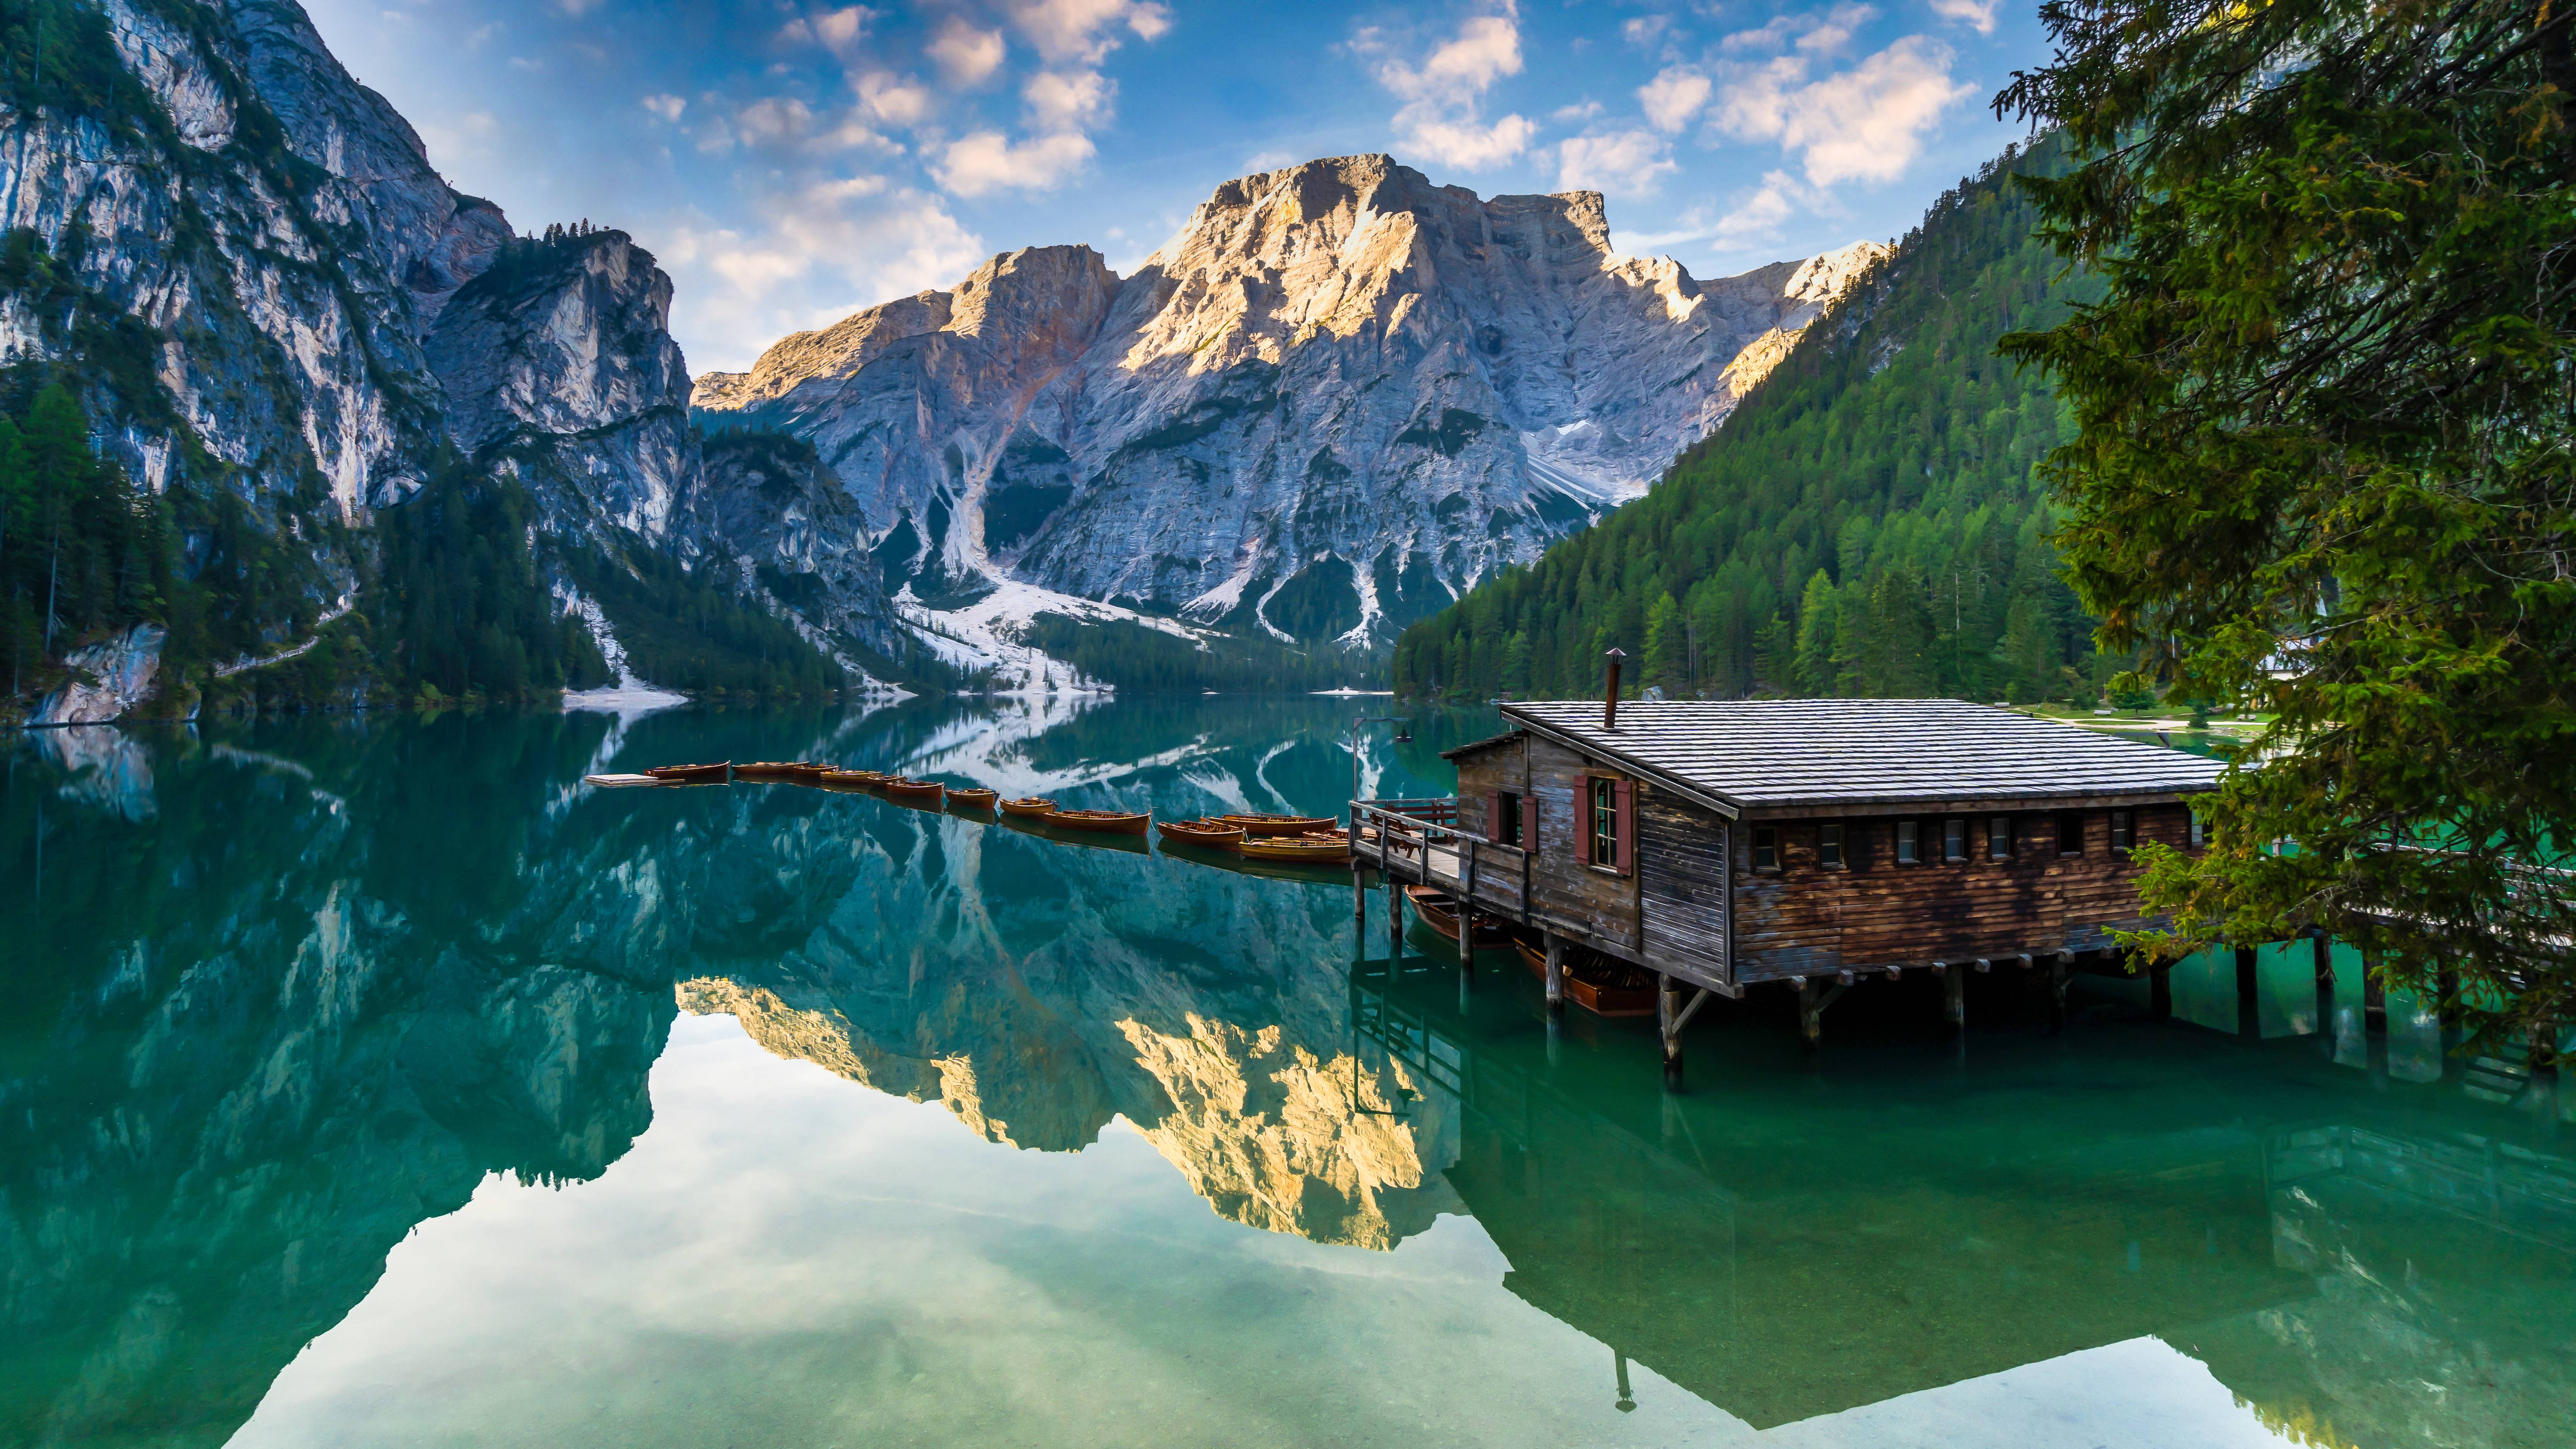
[1354,697,2228,1086]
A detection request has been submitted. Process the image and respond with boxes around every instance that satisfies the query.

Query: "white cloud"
[1926,0,1999,33]
[1360,6,1536,171]
[1241,149,1297,172]
[1024,68,1112,130]
[934,129,1098,196]
[815,6,869,50]
[929,18,1007,84]
[640,93,686,124]
[1557,128,1676,195]
[1622,15,1672,47]
[1637,65,1709,133]
[659,180,986,369]
[855,70,932,126]
[1725,3,1876,56]
[1551,99,1603,123]
[1714,34,1969,185]
[1002,0,1171,64]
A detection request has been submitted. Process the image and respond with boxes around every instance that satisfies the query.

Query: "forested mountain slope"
[1391,138,2111,705]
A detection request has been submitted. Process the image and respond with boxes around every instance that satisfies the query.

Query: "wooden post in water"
[1544,934,1566,1018]
[1387,867,1403,968]
[2049,952,2072,1032]
[2150,961,2173,1020]
[2236,945,2262,1040]
[1457,836,1478,979]
[1940,963,1964,1034]
[1663,974,1691,1069]
[2362,950,2386,1033]
[2312,932,2336,1056]
[1797,976,1826,1053]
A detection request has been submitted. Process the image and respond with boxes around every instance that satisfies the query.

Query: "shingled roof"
[1480,699,2226,817]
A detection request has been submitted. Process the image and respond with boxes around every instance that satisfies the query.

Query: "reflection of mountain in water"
[5,700,2571,1449]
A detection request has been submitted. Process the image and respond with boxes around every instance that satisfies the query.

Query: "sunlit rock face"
[697,155,1886,647]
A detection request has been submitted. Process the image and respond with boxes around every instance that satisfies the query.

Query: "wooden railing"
[1351,796,1536,926]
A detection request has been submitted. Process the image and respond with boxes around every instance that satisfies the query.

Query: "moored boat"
[1512,938,1658,1017]
[1219,813,1339,837]
[1157,818,1248,850]
[1403,886,1514,950]
[733,761,803,781]
[583,773,666,787]
[1240,830,1351,863]
[819,768,882,787]
[947,786,1000,810]
[645,762,731,783]
[998,797,1057,818]
[883,777,946,803]
[1048,808,1150,836]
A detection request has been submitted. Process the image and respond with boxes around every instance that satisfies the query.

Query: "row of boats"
[597,761,1360,862]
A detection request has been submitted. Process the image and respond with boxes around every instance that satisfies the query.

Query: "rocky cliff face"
[698,155,1885,651]
[0,0,898,710]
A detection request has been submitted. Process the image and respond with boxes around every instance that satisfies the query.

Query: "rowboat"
[1513,938,1657,1017]
[819,768,883,787]
[1240,831,1351,863]
[1403,886,1514,950]
[998,797,1057,818]
[645,762,730,784]
[1219,813,1339,837]
[1157,818,1248,850]
[736,761,826,782]
[1048,808,1150,836]
[883,778,946,803]
[583,773,665,787]
[947,786,1000,810]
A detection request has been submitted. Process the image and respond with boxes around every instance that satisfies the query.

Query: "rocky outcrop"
[699,155,1886,648]
[31,624,167,724]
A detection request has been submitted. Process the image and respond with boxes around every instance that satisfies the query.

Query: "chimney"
[1603,648,1626,731]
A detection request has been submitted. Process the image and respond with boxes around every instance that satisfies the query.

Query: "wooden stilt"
[1387,871,1403,967]
[2049,952,2071,1032]
[1544,934,1566,1018]
[2236,945,2261,1040]
[1353,864,1366,929]
[1457,838,1479,976]
[2312,934,2336,1056]
[2362,952,2387,1033]
[1941,963,1965,1034]
[1659,973,1686,1090]
[1797,976,1824,1053]
[2151,962,2173,1020]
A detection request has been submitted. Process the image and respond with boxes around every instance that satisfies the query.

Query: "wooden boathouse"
[1351,696,2226,1083]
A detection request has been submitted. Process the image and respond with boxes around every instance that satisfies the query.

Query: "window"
[2189,809,2204,849]
[1895,819,1921,865]
[1988,815,2014,861]
[1752,827,1780,871]
[2056,810,2086,858]
[1576,778,1617,866]
[1943,817,1969,863]
[1495,790,1523,846]
[1818,822,1845,870]
[2111,808,2135,852]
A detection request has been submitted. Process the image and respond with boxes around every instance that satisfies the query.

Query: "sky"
[301,0,2053,374]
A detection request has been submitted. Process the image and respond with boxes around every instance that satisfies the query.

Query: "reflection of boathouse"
[1359,699,2224,1065]
[1346,960,2576,1437]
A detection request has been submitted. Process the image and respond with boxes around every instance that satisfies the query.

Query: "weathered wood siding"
[1732,804,2194,981]
[1456,737,1641,955]
[1638,788,1731,982]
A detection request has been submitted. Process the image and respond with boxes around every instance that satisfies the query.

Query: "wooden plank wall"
[1733,804,2192,981]
[1455,738,1641,955]
[1639,790,1731,981]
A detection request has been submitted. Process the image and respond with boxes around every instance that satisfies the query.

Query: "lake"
[3,697,2569,1448]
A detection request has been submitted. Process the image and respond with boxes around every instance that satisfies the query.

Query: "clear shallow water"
[3,697,2569,1448]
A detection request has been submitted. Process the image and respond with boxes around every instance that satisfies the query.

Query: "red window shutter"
[1486,791,1505,841]
[1580,777,1598,865]
[1614,778,1635,877]
[1520,795,1539,851]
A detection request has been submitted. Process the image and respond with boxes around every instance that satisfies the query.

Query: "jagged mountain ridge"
[695,155,1885,652]
[1,0,904,719]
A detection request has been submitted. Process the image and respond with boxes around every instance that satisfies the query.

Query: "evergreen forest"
[1391,137,2124,706]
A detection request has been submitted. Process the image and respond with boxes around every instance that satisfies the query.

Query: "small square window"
[1988,815,2013,861]
[1819,822,1845,870]
[1943,817,1968,863]
[2189,809,2204,849]
[2111,808,2135,852]
[1752,827,1780,871]
[2056,810,2086,858]
[1895,819,1920,865]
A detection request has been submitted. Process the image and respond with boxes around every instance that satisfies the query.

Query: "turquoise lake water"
[3,697,2569,1447]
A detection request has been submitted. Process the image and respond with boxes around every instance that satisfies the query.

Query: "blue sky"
[303,0,2047,372]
